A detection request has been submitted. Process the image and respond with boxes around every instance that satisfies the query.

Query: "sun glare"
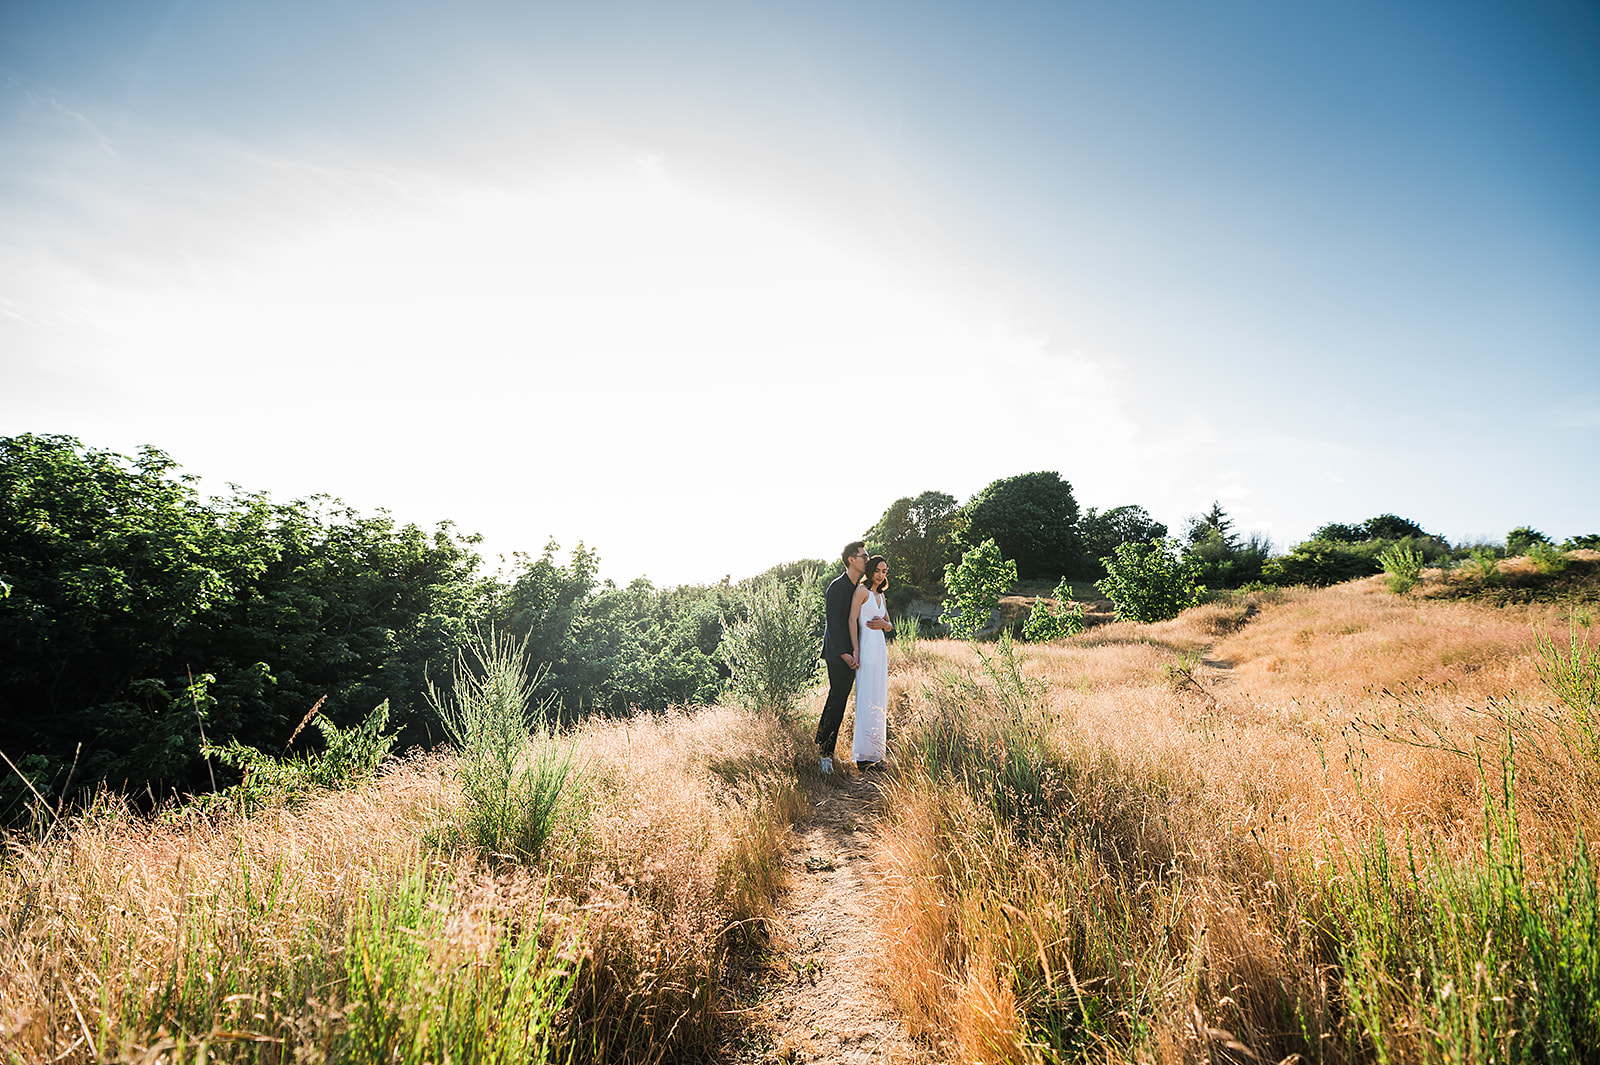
[8,148,1158,582]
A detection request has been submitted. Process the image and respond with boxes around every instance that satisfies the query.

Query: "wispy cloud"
[1553,394,1600,430]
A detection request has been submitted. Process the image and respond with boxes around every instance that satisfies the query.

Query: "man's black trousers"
[814,656,855,756]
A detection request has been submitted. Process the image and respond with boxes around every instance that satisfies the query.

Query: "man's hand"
[866,617,891,631]
[844,653,859,669]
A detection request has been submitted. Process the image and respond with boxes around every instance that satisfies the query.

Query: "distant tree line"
[861,470,1598,606]
[862,471,1171,603]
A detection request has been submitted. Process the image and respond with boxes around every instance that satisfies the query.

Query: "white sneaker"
[820,756,833,775]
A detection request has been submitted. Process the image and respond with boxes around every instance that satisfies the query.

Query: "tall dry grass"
[556,706,810,1059]
[872,577,1600,1064]
[1,706,810,1064]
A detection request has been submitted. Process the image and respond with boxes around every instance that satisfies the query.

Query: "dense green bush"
[1264,540,1383,586]
[202,697,402,812]
[1377,544,1425,593]
[1021,578,1084,642]
[941,539,1017,639]
[0,434,487,814]
[1527,541,1571,575]
[497,543,731,720]
[1265,534,1448,588]
[1465,549,1505,586]
[717,568,821,719]
[1189,530,1272,589]
[428,630,587,861]
[1095,538,1202,623]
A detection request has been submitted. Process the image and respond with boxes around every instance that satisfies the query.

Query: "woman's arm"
[866,594,893,631]
[849,585,868,662]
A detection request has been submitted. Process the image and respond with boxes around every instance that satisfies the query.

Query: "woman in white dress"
[849,554,893,769]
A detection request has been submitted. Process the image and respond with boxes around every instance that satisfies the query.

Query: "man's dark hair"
[841,540,866,565]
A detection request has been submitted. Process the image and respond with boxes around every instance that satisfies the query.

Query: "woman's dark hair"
[860,554,889,591]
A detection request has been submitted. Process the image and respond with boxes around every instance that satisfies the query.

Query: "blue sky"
[3,1,1597,585]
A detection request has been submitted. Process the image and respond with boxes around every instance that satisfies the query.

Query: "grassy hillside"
[4,573,1597,1063]
[876,576,1600,1063]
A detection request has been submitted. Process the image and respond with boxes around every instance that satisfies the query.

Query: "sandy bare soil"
[724,768,934,1065]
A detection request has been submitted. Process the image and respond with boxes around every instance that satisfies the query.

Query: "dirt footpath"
[726,770,932,1065]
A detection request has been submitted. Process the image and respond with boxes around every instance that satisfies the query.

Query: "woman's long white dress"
[851,588,889,764]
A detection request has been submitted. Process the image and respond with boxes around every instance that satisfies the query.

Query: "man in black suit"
[815,540,868,774]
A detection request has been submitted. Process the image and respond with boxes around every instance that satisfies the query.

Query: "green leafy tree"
[561,577,729,716]
[1079,505,1168,578]
[1363,513,1428,540]
[597,578,731,712]
[200,493,489,750]
[866,491,966,589]
[500,540,601,683]
[1311,514,1430,546]
[0,434,489,813]
[1,434,234,809]
[1507,526,1552,556]
[940,539,1017,639]
[1190,533,1272,590]
[493,544,731,719]
[1095,538,1203,623]
[1312,521,1367,544]
[963,471,1084,579]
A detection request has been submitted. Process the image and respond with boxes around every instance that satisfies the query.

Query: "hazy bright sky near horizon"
[3,1,1598,586]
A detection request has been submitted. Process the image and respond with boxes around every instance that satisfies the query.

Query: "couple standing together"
[815,540,893,775]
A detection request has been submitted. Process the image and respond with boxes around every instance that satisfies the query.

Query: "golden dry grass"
[870,576,1600,1065]
[557,706,809,1057]
[1017,578,1595,856]
[0,705,809,1064]
[2,757,456,1061]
